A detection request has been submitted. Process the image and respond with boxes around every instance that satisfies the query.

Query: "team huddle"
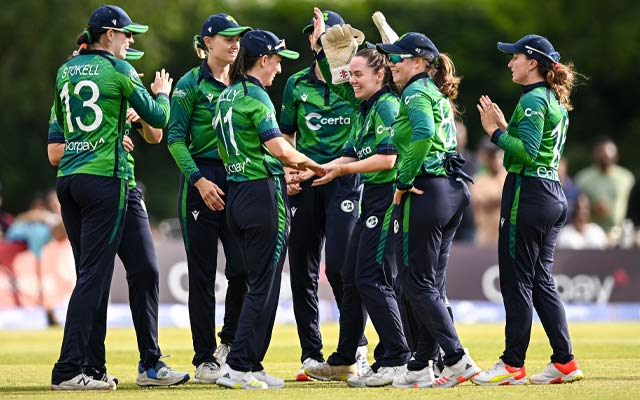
[47,4,585,391]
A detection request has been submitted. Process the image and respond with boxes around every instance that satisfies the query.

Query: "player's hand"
[477,95,507,135]
[122,135,134,152]
[194,177,225,211]
[287,183,302,196]
[311,164,342,186]
[151,68,173,96]
[310,7,326,52]
[297,158,326,177]
[393,186,424,205]
[126,108,141,123]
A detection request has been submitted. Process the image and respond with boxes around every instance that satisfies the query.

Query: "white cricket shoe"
[365,365,407,387]
[346,366,374,388]
[51,373,112,391]
[433,352,480,388]
[530,359,584,385]
[472,359,527,386]
[214,343,231,366]
[216,364,268,389]
[194,361,221,383]
[392,365,435,388]
[253,369,285,388]
[355,346,370,376]
[296,357,321,381]
[136,359,190,387]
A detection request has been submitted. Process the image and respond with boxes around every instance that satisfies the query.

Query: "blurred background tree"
[1,0,638,219]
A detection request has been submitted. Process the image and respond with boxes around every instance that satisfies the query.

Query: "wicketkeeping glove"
[320,24,365,84]
[372,11,399,44]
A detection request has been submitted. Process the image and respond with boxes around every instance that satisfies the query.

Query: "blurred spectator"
[0,181,14,238]
[557,194,608,249]
[558,158,581,222]
[575,137,635,238]
[471,138,506,245]
[453,120,477,242]
[5,190,63,325]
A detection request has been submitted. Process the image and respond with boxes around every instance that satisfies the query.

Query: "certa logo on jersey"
[305,112,350,131]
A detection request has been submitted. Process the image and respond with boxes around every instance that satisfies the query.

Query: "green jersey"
[167,62,228,185]
[215,76,284,182]
[393,73,457,189]
[49,104,138,188]
[279,64,354,164]
[53,50,169,179]
[492,83,568,182]
[316,54,399,184]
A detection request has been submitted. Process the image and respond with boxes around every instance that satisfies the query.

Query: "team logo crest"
[341,200,354,213]
[365,216,378,228]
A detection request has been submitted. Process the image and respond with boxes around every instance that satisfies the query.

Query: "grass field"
[1,322,639,399]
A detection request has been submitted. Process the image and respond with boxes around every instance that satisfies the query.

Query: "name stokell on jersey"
[53,50,169,179]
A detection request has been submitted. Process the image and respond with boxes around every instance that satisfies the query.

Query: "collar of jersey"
[521,81,548,94]
[242,75,266,90]
[78,49,112,57]
[198,61,227,88]
[306,62,326,85]
[359,85,391,116]
[401,72,431,95]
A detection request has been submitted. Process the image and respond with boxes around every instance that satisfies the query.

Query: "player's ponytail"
[193,35,208,59]
[75,27,101,47]
[538,61,579,111]
[430,53,462,115]
[229,47,260,84]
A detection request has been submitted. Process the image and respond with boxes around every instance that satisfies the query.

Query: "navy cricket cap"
[302,10,345,34]
[376,32,439,62]
[201,13,251,37]
[241,30,299,59]
[88,5,148,35]
[497,34,560,67]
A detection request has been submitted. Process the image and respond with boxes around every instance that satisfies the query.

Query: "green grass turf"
[1,322,638,399]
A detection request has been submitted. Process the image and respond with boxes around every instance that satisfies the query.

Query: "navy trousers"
[397,175,468,368]
[498,173,573,367]
[224,176,289,372]
[288,174,361,362]
[327,183,410,367]
[52,174,127,384]
[83,186,162,374]
[178,160,247,367]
